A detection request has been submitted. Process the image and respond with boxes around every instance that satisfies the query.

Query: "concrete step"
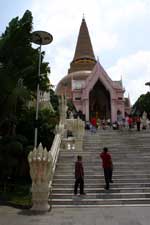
[60,150,150,155]
[52,193,150,199]
[57,162,150,167]
[55,170,150,175]
[52,183,150,188]
[58,157,150,161]
[51,198,150,206]
[52,187,150,194]
[55,166,150,171]
[51,129,150,207]
[53,178,150,184]
[54,174,150,179]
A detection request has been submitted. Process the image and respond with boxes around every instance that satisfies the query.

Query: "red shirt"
[128,117,133,125]
[75,161,84,179]
[100,152,112,169]
[136,116,141,123]
[91,117,97,126]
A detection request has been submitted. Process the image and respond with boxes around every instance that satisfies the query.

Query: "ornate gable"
[83,62,116,99]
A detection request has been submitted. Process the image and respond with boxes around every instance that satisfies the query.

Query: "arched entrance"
[89,80,111,120]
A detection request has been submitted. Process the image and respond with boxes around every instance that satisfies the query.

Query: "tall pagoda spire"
[68,18,96,73]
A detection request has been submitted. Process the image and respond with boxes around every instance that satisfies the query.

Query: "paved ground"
[0,206,150,225]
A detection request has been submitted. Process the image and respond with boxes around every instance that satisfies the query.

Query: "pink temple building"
[56,18,131,122]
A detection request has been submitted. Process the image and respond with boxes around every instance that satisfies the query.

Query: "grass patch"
[0,184,32,207]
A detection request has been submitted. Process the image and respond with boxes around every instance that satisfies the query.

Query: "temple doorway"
[89,80,111,120]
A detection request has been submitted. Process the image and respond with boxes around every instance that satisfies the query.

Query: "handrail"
[48,124,63,210]
[48,186,53,211]
[50,133,61,180]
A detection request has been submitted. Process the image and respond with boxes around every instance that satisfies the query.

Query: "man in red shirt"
[100,147,113,190]
[128,116,133,130]
[74,155,85,195]
[90,117,97,133]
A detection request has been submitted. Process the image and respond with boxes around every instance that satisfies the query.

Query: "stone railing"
[62,117,85,151]
[28,143,53,211]
[28,118,85,211]
[28,122,63,212]
[49,133,61,187]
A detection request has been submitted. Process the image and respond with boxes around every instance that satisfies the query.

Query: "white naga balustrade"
[28,113,85,211]
[28,127,62,211]
[63,117,85,151]
[28,143,53,211]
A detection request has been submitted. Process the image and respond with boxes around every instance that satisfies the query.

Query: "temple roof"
[68,18,96,73]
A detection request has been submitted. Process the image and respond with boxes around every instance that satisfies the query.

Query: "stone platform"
[0,205,150,225]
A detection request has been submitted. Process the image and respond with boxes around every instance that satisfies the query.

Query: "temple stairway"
[51,129,150,207]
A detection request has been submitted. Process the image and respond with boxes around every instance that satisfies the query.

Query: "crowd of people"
[66,108,150,132]
[85,114,150,132]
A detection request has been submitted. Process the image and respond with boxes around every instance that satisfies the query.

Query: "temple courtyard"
[0,205,150,225]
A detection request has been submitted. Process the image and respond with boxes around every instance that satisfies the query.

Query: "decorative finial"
[97,56,99,62]
[83,13,85,20]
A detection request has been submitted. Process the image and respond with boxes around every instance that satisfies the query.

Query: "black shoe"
[104,186,109,190]
[110,180,114,183]
[80,192,86,195]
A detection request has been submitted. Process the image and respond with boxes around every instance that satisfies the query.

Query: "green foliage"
[132,92,150,117]
[0,10,51,135]
[50,89,59,112]
[17,107,59,149]
[0,10,59,193]
[0,138,23,181]
[0,184,32,207]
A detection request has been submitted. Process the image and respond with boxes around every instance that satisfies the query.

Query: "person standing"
[90,116,97,132]
[136,115,141,131]
[100,147,113,190]
[128,116,133,130]
[74,155,85,195]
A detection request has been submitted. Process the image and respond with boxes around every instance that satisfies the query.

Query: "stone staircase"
[51,129,150,207]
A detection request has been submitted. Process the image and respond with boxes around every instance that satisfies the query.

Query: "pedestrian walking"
[128,116,133,130]
[90,116,97,133]
[74,155,85,195]
[100,147,113,190]
[136,115,141,131]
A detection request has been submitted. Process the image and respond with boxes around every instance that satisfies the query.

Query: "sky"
[0,0,150,104]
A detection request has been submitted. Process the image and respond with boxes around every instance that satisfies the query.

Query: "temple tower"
[68,18,97,73]
[56,18,130,122]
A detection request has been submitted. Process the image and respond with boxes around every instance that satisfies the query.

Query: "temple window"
[75,97,81,100]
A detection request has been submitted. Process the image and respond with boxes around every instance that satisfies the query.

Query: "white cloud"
[92,31,119,53]
[107,51,150,104]
[104,1,149,29]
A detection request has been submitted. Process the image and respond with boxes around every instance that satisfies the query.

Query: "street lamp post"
[145,81,150,91]
[31,31,53,147]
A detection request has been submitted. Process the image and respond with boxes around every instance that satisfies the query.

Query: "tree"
[132,92,150,118]
[0,10,51,135]
[50,89,59,112]
[0,10,59,190]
